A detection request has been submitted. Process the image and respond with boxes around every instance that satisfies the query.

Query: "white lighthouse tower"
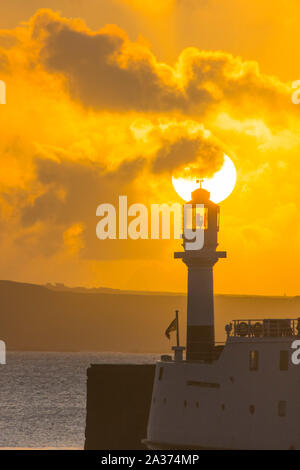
[175,184,226,361]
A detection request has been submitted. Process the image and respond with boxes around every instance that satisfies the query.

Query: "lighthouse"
[175,184,226,361]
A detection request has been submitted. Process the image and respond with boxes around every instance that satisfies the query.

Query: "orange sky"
[0,1,299,295]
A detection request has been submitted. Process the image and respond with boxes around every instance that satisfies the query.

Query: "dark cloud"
[21,156,145,228]
[17,154,177,261]
[183,51,294,118]
[28,10,294,121]
[152,134,224,176]
[15,155,145,258]
[36,14,186,112]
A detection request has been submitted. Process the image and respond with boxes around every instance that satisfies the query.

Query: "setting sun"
[172,155,237,203]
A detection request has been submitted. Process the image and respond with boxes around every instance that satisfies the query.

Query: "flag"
[165,317,177,340]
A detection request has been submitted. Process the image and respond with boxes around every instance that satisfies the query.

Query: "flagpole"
[176,310,179,347]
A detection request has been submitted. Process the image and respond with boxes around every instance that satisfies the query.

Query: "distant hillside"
[44,282,184,296]
[0,280,300,352]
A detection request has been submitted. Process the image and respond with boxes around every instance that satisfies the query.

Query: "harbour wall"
[85,364,156,450]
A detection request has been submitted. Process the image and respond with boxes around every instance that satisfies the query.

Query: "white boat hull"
[147,337,300,450]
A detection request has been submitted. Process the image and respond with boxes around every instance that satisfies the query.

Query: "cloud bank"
[0,8,299,293]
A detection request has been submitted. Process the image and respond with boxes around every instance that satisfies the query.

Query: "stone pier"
[85,364,155,450]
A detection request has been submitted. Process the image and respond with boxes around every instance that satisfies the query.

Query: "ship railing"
[229,319,299,338]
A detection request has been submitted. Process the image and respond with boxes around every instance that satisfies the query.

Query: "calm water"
[0,352,159,449]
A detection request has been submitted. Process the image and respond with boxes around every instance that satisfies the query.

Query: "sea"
[0,352,160,449]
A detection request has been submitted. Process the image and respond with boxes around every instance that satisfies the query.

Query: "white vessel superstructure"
[146,184,300,450]
[147,320,300,450]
